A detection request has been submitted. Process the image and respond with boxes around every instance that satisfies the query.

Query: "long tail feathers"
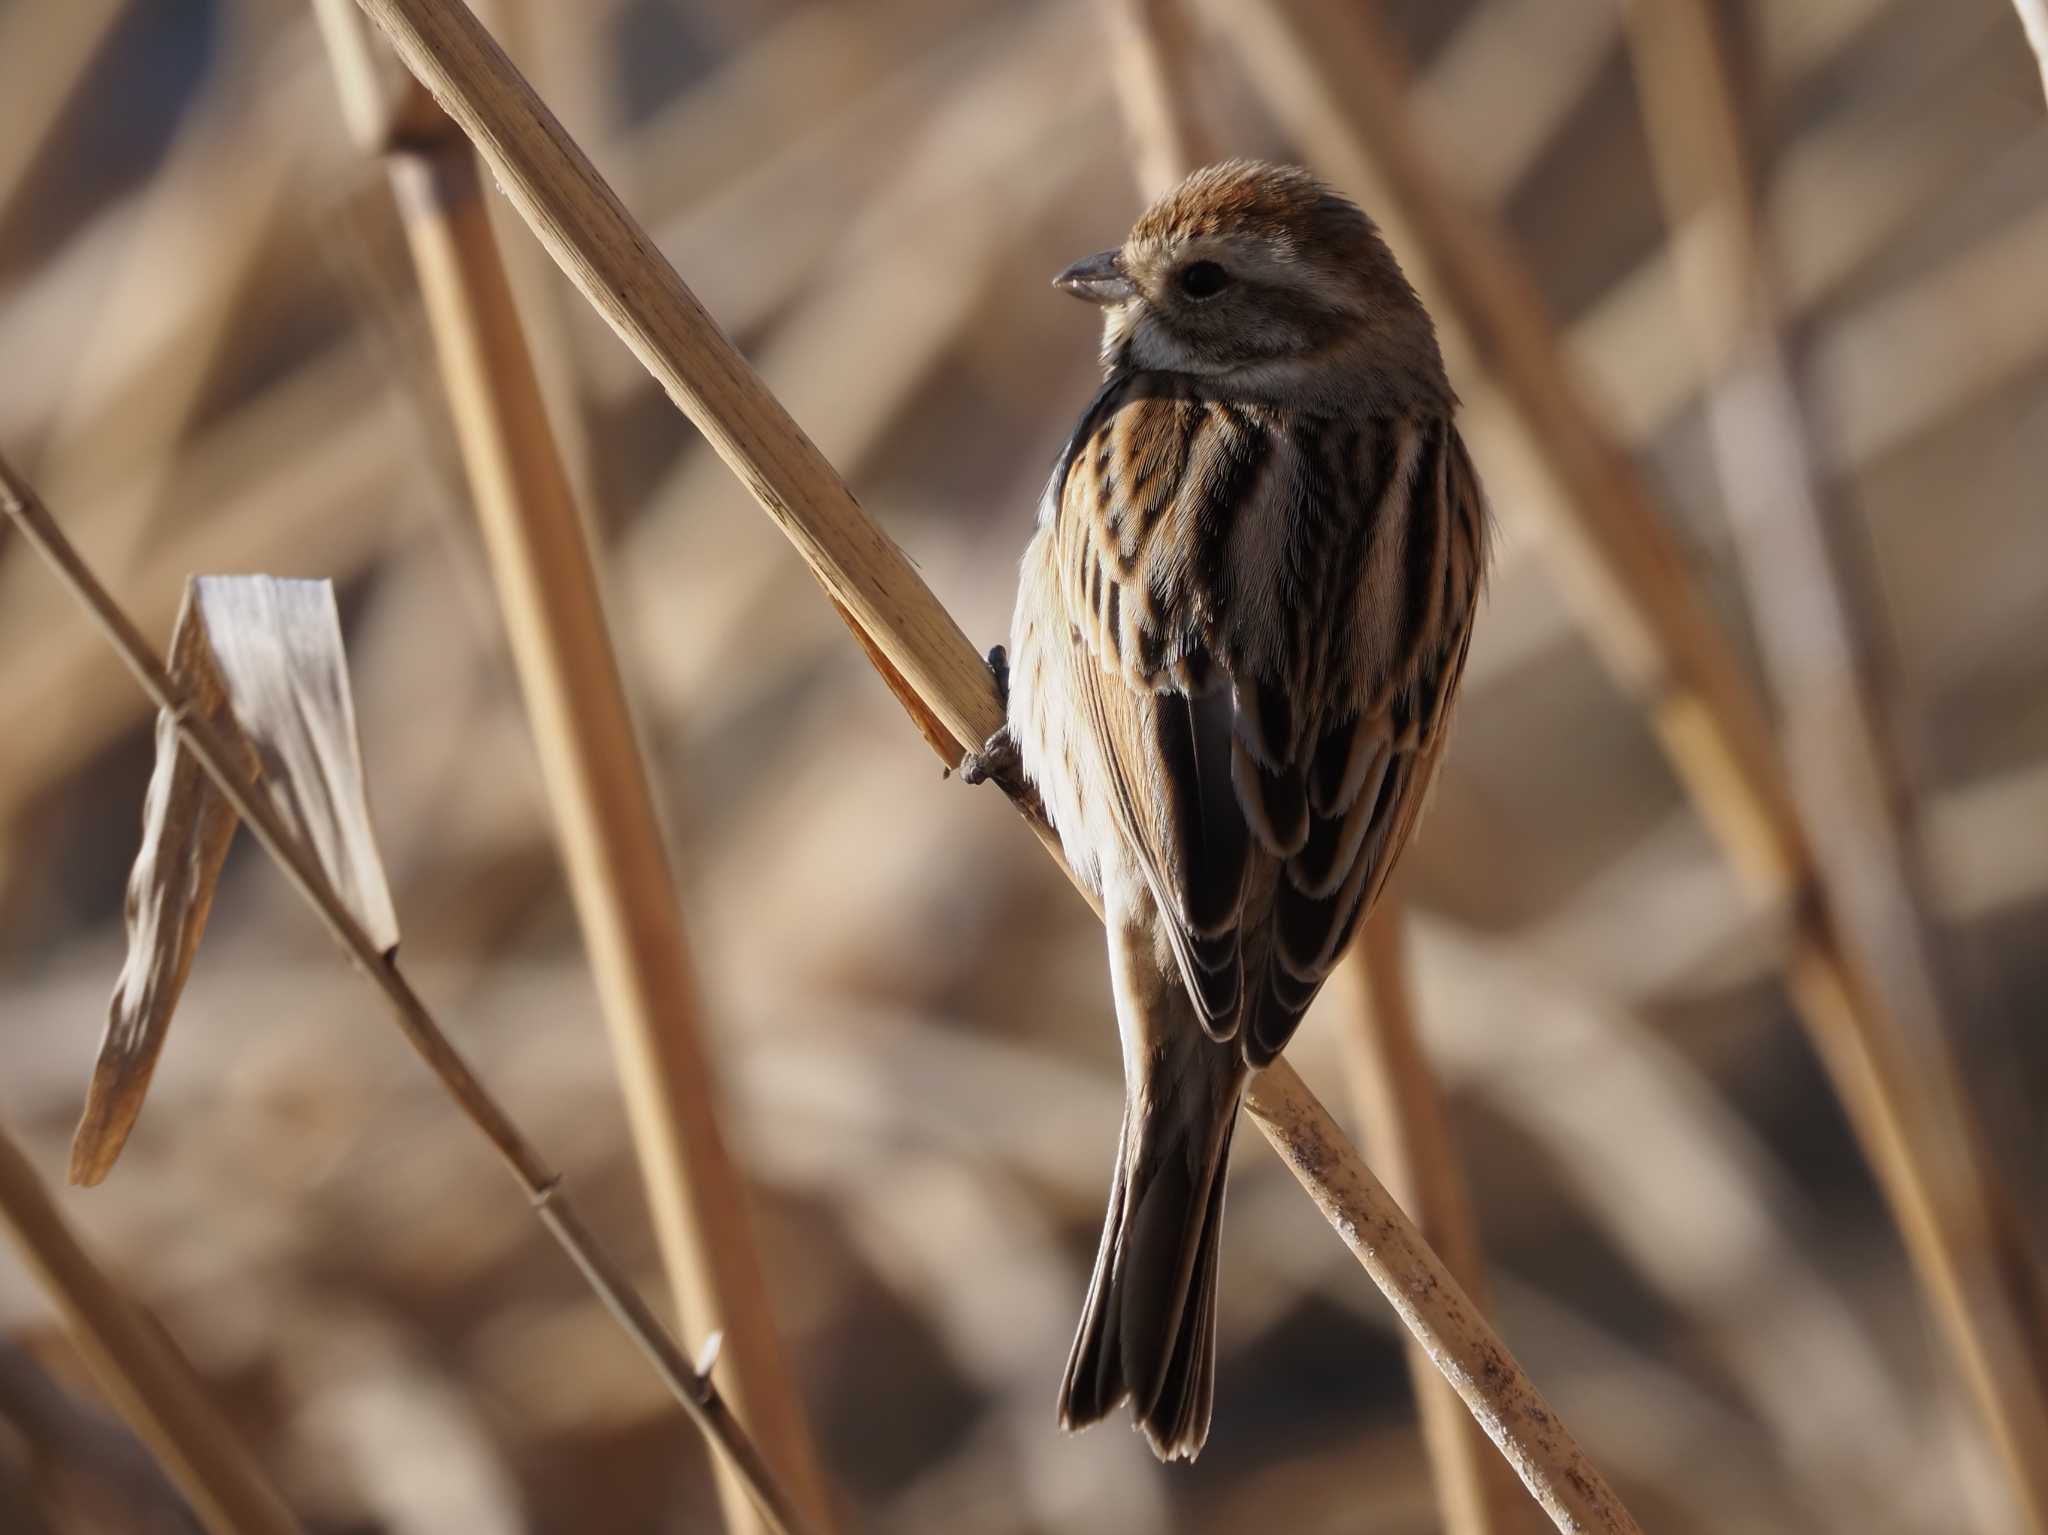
[1058,1081,1242,1461]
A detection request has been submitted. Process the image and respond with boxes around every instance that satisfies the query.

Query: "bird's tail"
[1058,987,1245,1461]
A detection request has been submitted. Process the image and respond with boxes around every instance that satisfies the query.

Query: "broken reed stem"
[305,6,836,1529]
[0,456,814,1535]
[340,2,1644,1529]
[0,1120,304,1535]
[1337,901,1528,1535]
[1222,0,2048,1515]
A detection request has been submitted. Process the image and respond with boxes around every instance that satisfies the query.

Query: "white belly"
[1007,526,1149,917]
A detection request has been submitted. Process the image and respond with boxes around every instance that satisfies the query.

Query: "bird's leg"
[986,643,1011,708]
[958,644,1024,792]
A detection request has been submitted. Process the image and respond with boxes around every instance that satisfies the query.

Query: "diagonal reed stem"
[0,453,815,1535]
[339,2,1644,1529]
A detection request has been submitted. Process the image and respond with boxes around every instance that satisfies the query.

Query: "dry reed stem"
[1240,1069,1638,1535]
[1097,6,1524,1527]
[0,454,817,1535]
[0,6,1097,843]
[1336,903,1530,1535]
[0,1119,304,1535]
[1103,0,1220,197]
[1624,5,2048,1524]
[306,8,837,1529]
[338,3,1644,1529]
[1222,0,2048,1505]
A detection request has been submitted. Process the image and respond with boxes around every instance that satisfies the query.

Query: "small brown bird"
[969,161,1487,1460]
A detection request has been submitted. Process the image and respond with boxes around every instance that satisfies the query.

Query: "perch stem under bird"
[339,1,1643,1529]
[0,454,817,1535]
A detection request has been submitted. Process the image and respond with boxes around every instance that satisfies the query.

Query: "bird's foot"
[958,724,1022,791]
[953,644,1030,799]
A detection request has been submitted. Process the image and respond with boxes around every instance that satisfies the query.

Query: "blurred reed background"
[2,0,2047,1531]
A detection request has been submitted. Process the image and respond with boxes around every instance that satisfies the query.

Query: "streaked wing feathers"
[1053,379,1485,1063]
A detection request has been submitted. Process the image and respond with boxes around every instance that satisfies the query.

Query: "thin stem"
[1242,1067,1639,1534]
[1338,902,1528,1534]
[0,454,814,1535]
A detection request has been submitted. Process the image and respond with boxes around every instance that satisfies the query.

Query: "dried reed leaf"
[71,588,249,1187]
[192,577,399,953]
[72,577,399,1186]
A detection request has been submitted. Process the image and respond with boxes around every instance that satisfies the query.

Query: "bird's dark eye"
[1178,260,1231,299]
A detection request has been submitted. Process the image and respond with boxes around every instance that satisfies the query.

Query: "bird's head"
[1055,160,1449,410]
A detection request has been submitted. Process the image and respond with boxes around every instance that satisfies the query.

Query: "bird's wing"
[1247,416,1486,1065]
[1051,378,1259,1038]
[1052,379,1485,1063]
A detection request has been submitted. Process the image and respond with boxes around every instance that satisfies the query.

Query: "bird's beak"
[1054,250,1136,305]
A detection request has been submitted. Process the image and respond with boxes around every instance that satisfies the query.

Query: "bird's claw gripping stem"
[958,645,1024,792]
[959,726,1022,789]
